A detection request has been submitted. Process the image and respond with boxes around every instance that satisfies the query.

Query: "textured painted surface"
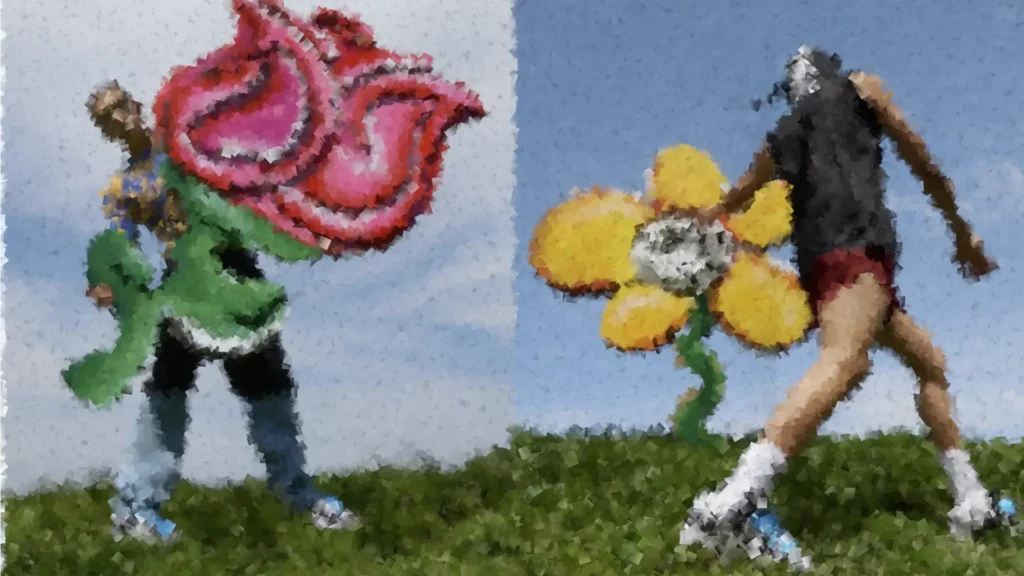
[1,2,1023,572]
[2,0,518,494]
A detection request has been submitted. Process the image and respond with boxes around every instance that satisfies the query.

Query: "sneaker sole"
[111,521,181,545]
[680,519,813,573]
[313,510,362,531]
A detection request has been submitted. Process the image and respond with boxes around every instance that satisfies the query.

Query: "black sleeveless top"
[766,74,900,283]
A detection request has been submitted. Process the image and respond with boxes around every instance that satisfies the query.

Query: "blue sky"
[2,0,1023,494]
[511,0,1024,437]
[1,0,519,494]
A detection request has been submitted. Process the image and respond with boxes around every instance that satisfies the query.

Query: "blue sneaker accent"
[681,500,812,572]
[320,497,344,514]
[774,533,798,556]
[996,498,1016,518]
[136,509,177,538]
[114,507,180,544]
[749,508,808,570]
[751,510,780,534]
[154,517,178,540]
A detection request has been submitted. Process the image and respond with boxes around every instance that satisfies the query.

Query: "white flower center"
[630,216,735,295]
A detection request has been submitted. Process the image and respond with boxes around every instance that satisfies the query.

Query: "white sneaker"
[311,497,362,531]
[680,498,812,573]
[111,509,181,545]
[949,491,1019,540]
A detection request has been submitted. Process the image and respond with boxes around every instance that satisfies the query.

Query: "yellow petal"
[529,187,654,294]
[725,180,793,248]
[600,283,695,352]
[648,144,728,211]
[710,253,812,350]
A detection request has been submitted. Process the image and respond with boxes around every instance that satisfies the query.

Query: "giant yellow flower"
[529,144,812,353]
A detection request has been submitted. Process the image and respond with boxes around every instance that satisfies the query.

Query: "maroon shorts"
[804,246,905,327]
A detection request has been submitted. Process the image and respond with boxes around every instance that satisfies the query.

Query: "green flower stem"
[158,223,286,327]
[63,162,324,408]
[671,293,727,443]
[160,165,322,264]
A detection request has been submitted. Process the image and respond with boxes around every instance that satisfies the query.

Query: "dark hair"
[799,47,843,79]
[751,46,844,111]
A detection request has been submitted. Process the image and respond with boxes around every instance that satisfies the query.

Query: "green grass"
[3,428,1022,575]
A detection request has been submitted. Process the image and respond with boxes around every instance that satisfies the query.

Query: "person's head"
[86,80,153,157]
[779,45,844,104]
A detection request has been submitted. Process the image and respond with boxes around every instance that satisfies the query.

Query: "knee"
[845,354,872,396]
[851,351,872,374]
[907,343,948,384]
[924,346,948,380]
[827,346,872,376]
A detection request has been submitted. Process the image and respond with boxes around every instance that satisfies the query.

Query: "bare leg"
[682,273,893,572]
[764,273,893,456]
[876,311,960,450]
[694,272,888,516]
[875,311,1012,539]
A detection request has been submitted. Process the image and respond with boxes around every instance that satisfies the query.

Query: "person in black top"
[679,46,1014,571]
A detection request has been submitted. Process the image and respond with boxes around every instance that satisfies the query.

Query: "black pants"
[144,325,296,400]
[140,247,318,510]
[150,247,294,400]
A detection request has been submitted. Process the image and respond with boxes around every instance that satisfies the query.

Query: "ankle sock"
[939,447,987,503]
[706,441,788,520]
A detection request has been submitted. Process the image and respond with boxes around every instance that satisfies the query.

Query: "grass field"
[3,428,1022,575]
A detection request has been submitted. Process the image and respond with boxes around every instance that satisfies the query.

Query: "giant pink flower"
[154,0,486,254]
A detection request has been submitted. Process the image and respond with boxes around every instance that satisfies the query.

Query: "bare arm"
[849,71,972,240]
[87,81,170,308]
[90,81,173,245]
[718,141,777,215]
[851,71,997,278]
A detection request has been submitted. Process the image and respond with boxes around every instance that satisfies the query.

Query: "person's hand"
[954,232,998,281]
[86,283,115,308]
[698,206,725,224]
[682,205,725,226]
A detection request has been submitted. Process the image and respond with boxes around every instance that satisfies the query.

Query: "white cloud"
[1,266,517,496]
[377,242,518,339]
[1,0,518,494]
[995,5,1024,25]
[818,368,1024,442]
[883,192,935,218]
[885,157,1022,227]
[876,153,1024,231]
[966,158,1024,221]
[521,403,670,435]
[522,364,1024,444]
[3,370,514,497]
